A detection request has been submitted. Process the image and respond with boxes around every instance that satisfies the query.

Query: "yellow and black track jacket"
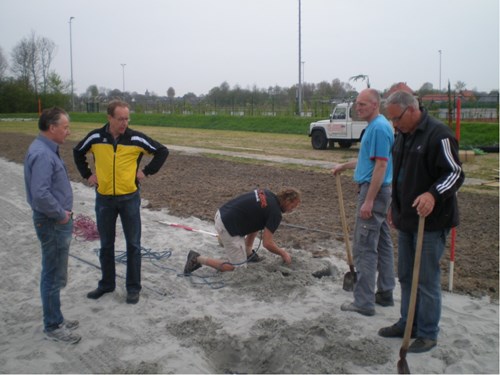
[73,124,168,196]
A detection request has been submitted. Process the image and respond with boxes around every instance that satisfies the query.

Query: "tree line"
[1,32,498,117]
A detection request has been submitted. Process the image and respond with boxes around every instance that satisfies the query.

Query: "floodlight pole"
[121,63,126,93]
[297,0,302,116]
[69,17,75,111]
[438,49,442,91]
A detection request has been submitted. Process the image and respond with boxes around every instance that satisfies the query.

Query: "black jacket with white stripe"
[392,109,464,232]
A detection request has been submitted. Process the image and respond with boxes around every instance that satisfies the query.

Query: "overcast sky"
[0,0,498,97]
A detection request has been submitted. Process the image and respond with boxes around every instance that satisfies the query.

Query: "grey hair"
[385,90,419,110]
[38,107,69,131]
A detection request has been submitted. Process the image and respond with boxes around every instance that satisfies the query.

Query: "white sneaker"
[45,326,81,344]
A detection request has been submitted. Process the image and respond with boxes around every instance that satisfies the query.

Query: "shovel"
[335,174,357,291]
[397,215,425,374]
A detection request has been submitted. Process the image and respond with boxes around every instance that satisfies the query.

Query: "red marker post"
[449,96,461,292]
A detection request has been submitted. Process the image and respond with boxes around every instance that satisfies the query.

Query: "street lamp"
[121,63,126,93]
[438,49,442,91]
[69,17,75,111]
[297,0,302,116]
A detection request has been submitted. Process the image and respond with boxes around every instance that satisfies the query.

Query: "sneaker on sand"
[45,326,81,344]
[375,290,394,307]
[378,323,417,338]
[184,250,202,274]
[126,292,140,304]
[340,302,375,316]
[247,250,264,263]
[408,338,437,353]
[62,319,79,331]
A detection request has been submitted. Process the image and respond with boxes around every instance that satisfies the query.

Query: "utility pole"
[69,17,75,111]
[297,0,302,116]
[121,63,126,93]
[438,49,442,91]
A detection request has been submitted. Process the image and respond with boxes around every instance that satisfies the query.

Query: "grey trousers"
[352,184,395,310]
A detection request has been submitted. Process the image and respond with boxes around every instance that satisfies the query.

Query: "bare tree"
[10,36,34,88]
[0,47,8,80]
[10,31,56,94]
[454,81,467,92]
[38,36,56,94]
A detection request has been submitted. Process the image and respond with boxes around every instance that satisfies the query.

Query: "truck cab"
[308,102,367,149]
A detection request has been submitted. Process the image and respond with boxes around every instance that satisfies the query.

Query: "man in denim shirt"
[24,107,80,344]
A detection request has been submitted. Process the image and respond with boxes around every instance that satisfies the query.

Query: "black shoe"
[408,338,437,353]
[312,267,332,278]
[184,250,202,274]
[87,288,113,300]
[378,323,417,338]
[247,250,264,263]
[126,292,140,304]
[375,290,394,307]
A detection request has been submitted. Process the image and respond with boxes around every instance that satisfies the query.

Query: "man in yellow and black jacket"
[73,100,168,304]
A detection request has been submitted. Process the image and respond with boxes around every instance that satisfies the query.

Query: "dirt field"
[1,132,498,301]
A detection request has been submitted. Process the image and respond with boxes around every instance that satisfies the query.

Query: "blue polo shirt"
[353,114,394,185]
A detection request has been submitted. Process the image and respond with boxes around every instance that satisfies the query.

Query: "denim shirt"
[24,134,73,221]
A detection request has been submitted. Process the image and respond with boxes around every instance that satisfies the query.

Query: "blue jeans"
[396,228,449,340]
[33,211,73,332]
[352,184,395,310]
[95,191,142,293]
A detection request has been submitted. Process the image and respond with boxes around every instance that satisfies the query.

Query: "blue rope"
[88,231,264,290]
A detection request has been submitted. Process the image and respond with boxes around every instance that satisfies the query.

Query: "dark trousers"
[95,191,142,293]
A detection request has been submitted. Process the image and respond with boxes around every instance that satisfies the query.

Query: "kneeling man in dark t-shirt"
[183,188,301,273]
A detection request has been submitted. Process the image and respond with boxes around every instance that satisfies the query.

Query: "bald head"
[355,88,381,122]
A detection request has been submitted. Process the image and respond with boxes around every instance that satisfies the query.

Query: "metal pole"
[438,49,442,91]
[298,0,302,116]
[121,63,126,93]
[69,17,75,111]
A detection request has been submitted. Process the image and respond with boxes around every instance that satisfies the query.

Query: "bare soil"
[2,132,498,300]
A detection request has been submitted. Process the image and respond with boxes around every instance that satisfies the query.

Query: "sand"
[0,157,498,374]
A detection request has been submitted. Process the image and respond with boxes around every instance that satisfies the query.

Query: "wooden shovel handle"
[335,174,354,267]
[401,215,426,350]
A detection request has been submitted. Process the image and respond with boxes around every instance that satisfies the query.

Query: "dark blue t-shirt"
[219,189,282,236]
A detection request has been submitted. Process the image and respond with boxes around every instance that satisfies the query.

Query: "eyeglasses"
[390,107,408,123]
[114,117,130,123]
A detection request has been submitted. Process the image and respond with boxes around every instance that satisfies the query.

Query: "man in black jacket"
[378,90,464,353]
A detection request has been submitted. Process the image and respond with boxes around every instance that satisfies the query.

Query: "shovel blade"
[397,347,410,374]
[397,358,410,374]
[342,271,357,291]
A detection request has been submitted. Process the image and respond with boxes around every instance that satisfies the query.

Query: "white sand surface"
[0,157,498,374]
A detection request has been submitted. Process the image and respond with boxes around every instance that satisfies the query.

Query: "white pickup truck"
[308,102,368,149]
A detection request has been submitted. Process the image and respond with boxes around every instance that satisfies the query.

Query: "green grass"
[1,112,498,146]
[453,122,499,148]
[0,118,498,190]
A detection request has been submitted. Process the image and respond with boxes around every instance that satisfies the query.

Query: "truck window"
[332,108,347,120]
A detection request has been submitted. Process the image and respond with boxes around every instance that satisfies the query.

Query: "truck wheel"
[338,140,352,149]
[311,131,328,150]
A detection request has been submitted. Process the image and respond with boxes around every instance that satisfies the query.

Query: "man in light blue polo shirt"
[332,88,395,316]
